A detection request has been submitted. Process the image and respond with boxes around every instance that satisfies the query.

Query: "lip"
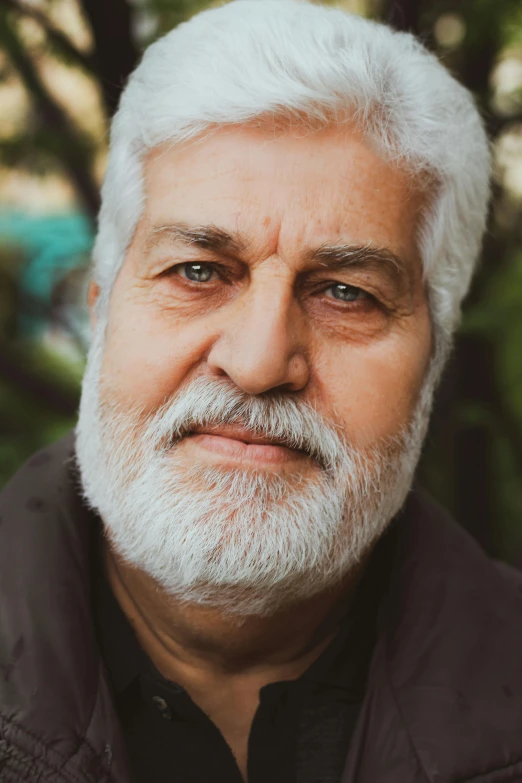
[182,425,308,467]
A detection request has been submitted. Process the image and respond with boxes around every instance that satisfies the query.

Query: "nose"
[206,279,309,395]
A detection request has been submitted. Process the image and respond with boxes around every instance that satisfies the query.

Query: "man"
[1,1,521,781]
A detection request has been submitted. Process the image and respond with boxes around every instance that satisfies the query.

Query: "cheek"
[314,321,431,445]
[101,298,216,410]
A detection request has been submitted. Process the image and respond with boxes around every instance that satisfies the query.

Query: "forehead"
[140,123,424,269]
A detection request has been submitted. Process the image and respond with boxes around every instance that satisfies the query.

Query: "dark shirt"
[91,523,395,783]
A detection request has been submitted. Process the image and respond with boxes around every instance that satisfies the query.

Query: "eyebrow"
[147,222,245,256]
[305,242,410,291]
[146,222,412,292]
[308,242,402,270]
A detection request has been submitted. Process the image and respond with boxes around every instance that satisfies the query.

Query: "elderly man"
[1,1,522,781]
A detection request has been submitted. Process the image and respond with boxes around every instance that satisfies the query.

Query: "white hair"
[92,0,491,344]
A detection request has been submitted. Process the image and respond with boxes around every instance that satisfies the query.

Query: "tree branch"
[0,0,94,73]
[78,0,138,116]
[0,9,100,219]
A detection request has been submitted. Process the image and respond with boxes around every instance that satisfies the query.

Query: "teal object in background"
[0,211,93,334]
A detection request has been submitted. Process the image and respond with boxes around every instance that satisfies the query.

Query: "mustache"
[140,376,348,472]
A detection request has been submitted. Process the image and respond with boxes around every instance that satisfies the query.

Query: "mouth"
[180,424,312,468]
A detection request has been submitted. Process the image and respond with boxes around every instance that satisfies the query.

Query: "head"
[76,0,490,616]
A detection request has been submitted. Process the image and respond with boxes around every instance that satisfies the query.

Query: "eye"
[178,262,216,283]
[326,283,366,302]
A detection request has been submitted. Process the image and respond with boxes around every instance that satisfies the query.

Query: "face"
[77,123,433,615]
[101,123,430,452]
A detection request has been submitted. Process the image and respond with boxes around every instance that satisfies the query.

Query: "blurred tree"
[0,4,100,216]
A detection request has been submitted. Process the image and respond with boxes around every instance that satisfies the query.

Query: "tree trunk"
[79,0,139,116]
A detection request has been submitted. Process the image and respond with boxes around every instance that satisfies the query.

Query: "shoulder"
[0,431,92,613]
[1,432,77,512]
[0,432,87,578]
[396,489,522,606]
[380,490,522,780]
[0,434,110,780]
[387,489,522,674]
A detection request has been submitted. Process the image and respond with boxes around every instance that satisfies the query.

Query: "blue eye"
[181,263,215,282]
[328,283,364,302]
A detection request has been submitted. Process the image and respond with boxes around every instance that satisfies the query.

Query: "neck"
[104,539,367,682]
[104,540,369,780]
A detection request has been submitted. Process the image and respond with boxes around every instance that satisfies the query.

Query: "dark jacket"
[1,434,522,783]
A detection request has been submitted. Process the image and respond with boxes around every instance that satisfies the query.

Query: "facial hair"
[75,323,437,617]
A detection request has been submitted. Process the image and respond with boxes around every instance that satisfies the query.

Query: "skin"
[89,122,432,780]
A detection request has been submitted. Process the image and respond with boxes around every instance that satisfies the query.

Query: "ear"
[88,281,101,330]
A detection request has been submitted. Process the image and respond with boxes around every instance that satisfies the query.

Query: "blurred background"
[0,0,521,563]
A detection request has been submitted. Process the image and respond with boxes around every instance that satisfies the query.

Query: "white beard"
[75,324,438,617]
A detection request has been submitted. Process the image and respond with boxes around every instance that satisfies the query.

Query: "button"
[152,695,173,720]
